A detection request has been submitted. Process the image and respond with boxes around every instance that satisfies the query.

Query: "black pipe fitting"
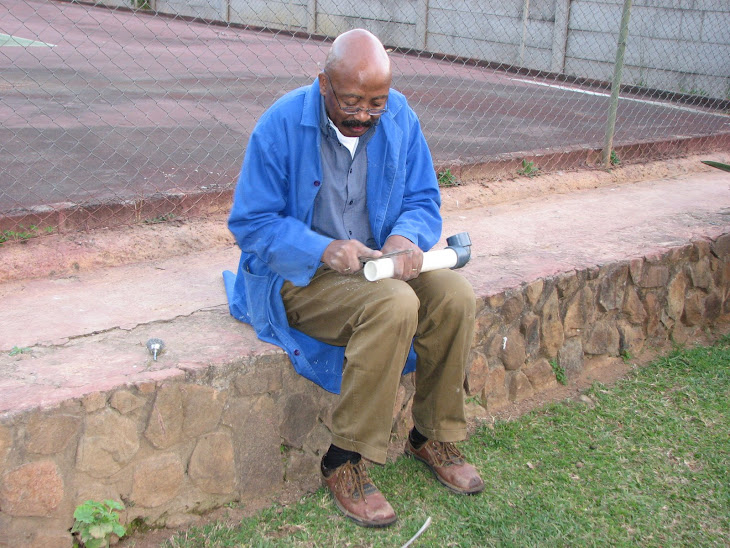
[445,232,472,269]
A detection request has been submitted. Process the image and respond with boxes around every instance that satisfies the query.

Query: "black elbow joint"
[446,232,472,269]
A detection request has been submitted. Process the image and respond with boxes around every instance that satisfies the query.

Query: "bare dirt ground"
[2,152,727,286]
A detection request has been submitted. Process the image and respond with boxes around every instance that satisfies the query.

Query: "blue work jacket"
[224,79,442,393]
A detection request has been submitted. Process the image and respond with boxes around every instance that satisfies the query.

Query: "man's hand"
[381,235,423,281]
[322,240,381,274]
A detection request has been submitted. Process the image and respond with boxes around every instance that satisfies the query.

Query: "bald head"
[318,29,392,137]
[324,29,391,84]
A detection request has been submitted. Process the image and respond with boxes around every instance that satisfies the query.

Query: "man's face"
[319,70,391,138]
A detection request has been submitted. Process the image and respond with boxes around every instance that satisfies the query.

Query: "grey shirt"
[311,96,377,249]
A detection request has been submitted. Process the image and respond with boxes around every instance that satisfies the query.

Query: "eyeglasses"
[323,71,388,116]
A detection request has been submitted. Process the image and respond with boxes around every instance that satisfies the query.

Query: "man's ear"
[318,72,327,96]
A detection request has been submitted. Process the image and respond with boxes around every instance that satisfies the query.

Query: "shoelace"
[335,461,375,502]
[427,440,466,467]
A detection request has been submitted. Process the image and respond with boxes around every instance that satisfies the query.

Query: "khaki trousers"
[281,266,476,464]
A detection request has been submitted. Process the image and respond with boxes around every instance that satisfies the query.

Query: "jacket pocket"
[242,255,271,331]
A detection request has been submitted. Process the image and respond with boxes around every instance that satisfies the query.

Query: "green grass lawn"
[162,337,729,547]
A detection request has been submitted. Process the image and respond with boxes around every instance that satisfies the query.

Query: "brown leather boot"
[321,460,397,527]
[405,439,485,495]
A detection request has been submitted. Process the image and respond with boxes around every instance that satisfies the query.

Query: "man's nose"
[354,109,371,122]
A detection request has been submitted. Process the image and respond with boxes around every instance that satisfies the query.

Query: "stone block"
[82,392,107,413]
[0,460,64,517]
[131,453,184,508]
[303,422,331,458]
[691,239,710,261]
[643,292,662,337]
[284,449,320,486]
[583,321,620,356]
[465,350,488,395]
[473,311,502,347]
[687,256,712,289]
[704,292,722,322]
[556,271,583,300]
[77,409,140,478]
[508,371,534,402]
[484,332,505,362]
[110,390,147,415]
[682,291,704,326]
[181,385,227,439]
[666,271,687,320]
[622,285,647,325]
[523,358,558,391]
[189,432,236,495]
[29,530,71,548]
[598,264,628,311]
[539,288,564,357]
[617,321,645,355]
[711,233,730,258]
[669,244,693,263]
[486,293,505,309]
[279,393,318,449]
[501,294,525,324]
[0,423,10,466]
[500,327,526,371]
[26,413,81,455]
[629,258,643,285]
[639,265,670,288]
[524,279,544,307]
[520,313,540,359]
[563,286,595,335]
[145,384,184,449]
[234,364,283,397]
[714,259,730,290]
[558,337,583,379]
[222,395,284,496]
[482,366,508,412]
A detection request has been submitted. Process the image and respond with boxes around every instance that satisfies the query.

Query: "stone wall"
[1,233,729,547]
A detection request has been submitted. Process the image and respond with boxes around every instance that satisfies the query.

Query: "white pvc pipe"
[363,248,458,282]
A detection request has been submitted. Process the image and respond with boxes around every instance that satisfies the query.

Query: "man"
[225,28,483,527]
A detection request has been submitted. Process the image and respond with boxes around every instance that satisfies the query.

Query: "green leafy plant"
[550,359,567,385]
[610,149,621,166]
[9,346,31,356]
[437,169,459,187]
[143,213,177,224]
[0,225,54,245]
[517,159,540,178]
[71,499,126,548]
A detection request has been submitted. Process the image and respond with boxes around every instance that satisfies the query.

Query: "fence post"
[550,0,571,74]
[602,0,633,167]
[519,0,531,66]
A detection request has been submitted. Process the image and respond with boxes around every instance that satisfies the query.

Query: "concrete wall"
[1,233,729,546]
[115,0,729,100]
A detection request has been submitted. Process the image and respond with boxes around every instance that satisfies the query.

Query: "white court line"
[0,33,56,47]
[510,77,725,117]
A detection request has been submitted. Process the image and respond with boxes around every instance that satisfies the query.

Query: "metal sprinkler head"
[146,338,165,361]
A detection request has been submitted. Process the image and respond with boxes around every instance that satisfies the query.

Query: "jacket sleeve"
[386,107,442,251]
[228,123,332,287]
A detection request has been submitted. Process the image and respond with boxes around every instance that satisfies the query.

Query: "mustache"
[341,119,374,128]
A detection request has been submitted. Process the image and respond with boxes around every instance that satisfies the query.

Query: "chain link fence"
[1,0,728,237]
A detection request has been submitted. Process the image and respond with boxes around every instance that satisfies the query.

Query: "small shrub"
[550,359,567,385]
[517,159,540,177]
[437,169,459,187]
[70,499,126,548]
